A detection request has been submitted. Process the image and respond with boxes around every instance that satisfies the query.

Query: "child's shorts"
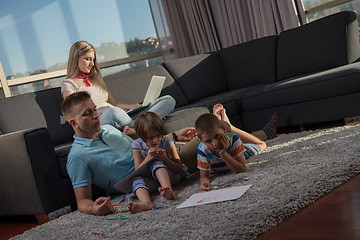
[132,161,187,194]
[243,143,261,159]
[132,160,166,193]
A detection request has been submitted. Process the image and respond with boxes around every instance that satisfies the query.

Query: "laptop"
[125,75,166,114]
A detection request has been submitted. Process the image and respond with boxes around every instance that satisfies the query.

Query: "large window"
[302,0,360,24]
[0,0,160,96]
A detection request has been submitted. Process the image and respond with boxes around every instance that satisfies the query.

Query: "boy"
[195,113,265,191]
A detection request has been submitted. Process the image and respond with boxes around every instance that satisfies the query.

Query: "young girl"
[128,112,186,214]
[61,41,176,134]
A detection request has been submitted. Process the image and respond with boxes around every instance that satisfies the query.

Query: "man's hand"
[91,197,115,215]
[175,127,197,141]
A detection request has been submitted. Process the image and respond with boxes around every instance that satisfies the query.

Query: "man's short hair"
[61,91,91,120]
[195,113,222,139]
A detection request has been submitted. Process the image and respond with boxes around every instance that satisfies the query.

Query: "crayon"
[91,232,105,236]
[120,196,126,203]
[153,206,164,210]
[106,217,130,220]
[106,178,111,197]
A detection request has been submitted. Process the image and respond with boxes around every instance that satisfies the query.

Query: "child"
[128,112,185,213]
[195,113,265,191]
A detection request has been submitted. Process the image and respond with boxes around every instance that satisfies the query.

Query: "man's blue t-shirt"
[67,125,135,193]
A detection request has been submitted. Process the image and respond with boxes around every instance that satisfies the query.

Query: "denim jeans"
[99,95,176,129]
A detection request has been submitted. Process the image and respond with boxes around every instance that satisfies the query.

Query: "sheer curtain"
[149,0,306,58]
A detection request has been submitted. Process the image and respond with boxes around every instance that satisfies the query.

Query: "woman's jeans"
[99,95,176,129]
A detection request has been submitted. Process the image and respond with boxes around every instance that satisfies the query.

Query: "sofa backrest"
[276,11,360,81]
[103,65,189,108]
[163,53,227,103]
[0,87,74,146]
[219,35,278,89]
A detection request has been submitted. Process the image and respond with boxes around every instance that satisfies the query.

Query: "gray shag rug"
[13,125,360,240]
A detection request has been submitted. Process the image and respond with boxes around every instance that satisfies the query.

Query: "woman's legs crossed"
[146,95,176,118]
[100,106,134,128]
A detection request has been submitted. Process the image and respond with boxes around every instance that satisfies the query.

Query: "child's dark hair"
[195,113,222,138]
[219,120,231,133]
[61,91,91,120]
[134,111,165,142]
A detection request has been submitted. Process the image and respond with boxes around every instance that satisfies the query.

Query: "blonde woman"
[61,41,176,133]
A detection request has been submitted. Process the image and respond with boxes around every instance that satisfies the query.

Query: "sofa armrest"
[0,128,75,216]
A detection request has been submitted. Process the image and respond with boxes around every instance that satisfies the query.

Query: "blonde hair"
[134,112,165,142]
[61,91,91,120]
[67,41,106,91]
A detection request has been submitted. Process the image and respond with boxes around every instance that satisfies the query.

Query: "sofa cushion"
[241,62,360,112]
[0,88,74,146]
[174,85,264,111]
[173,85,266,129]
[276,11,360,81]
[219,36,277,89]
[241,92,360,132]
[164,107,210,134]
[104,65,189,107]
[164,53,227,102]
[54,143,73,178]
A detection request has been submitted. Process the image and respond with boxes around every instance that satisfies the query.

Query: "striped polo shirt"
[197,133,246,172]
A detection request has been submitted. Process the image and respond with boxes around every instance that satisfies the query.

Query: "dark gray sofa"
[1,11,360,217]
[162,11,360,132]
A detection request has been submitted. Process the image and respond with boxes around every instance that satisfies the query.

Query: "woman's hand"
[116,103,141,112]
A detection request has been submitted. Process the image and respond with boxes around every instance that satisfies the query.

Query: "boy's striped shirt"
[197,133,245,172]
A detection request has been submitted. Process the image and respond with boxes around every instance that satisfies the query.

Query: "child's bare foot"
[123,126,136,135]
[219,108,230,123]
[213,104,223,120]
[158,187,176,200]
[128,201,154,214]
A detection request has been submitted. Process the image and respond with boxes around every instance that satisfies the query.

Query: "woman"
[61,41,176,132]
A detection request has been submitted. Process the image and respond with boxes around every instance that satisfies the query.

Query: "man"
[61,91,196,215]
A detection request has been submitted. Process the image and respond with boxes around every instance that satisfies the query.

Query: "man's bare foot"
[123,126,136,135]
[213,104,223,120]
[158,187,176,200]
[128,201,154,214]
